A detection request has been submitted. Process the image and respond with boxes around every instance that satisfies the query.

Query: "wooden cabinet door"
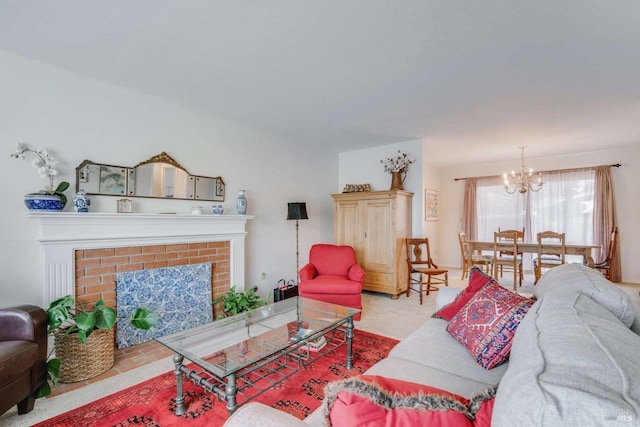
[362,199,393,273]
[334,199,362,264]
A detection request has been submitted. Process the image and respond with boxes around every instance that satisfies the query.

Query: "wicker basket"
[53,327,115,383]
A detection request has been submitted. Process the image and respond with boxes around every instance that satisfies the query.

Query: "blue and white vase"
[236,190,247,215]
[73,190,90,213]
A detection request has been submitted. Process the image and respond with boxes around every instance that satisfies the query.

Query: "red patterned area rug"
[34,329,398,427]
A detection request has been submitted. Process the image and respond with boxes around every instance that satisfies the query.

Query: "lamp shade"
[287,202,308,220]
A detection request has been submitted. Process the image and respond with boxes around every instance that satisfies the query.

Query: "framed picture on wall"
[425,189,439,221]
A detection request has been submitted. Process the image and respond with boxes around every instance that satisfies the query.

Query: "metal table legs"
[169,313,357,416]
[346,315,354,369]
[172,353,186,416]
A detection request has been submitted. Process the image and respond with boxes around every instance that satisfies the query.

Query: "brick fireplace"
[29,212,253,308]
[74,242,230,308]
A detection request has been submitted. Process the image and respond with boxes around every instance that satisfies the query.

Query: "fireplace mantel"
[29,212,254,304]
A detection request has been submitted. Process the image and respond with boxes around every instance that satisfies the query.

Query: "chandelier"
[503,146,543,194]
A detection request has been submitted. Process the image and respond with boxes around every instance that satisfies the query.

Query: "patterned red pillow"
[447,282,534,369]
[433,267,495,321]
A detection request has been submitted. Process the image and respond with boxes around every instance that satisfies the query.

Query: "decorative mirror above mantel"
[76,152,225,201]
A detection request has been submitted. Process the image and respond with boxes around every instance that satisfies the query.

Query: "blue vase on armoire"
[236,190,247,215]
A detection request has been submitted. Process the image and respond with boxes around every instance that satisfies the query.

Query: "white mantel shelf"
[29,212,255,304]
[29,212,255,244]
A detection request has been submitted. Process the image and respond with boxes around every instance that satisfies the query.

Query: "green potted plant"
[212,286,269,319]
[39,295,158,397]
[10,143,70,210]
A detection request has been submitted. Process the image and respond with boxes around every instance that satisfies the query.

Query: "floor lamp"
[287,202,309,285]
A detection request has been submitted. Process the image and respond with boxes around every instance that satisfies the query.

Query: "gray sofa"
[224,264,640,426]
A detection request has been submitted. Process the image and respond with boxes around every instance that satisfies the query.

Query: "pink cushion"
[323,375,497,427]
[309,244,357,276]
[300,275,362,295]
[434,267,494,321]
[447,282,534,369]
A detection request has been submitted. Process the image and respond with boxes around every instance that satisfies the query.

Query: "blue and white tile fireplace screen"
[116,262,213,348]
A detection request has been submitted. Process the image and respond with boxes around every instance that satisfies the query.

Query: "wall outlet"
[261,272,267,280]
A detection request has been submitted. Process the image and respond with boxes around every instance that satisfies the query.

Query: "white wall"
[0,51,337,307]
[438,145,640,283]
[421,142,443,259]
[338,140,424,234]
[338,140,450,259]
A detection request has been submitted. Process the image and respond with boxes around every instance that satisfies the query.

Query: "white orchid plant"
[380,150,415,174]
[10,143,70,205]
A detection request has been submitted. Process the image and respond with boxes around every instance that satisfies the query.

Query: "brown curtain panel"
[461,178,477,239]
[593,166,621,282]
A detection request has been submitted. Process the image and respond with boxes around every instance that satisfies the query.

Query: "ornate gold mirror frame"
[76,152,225,202]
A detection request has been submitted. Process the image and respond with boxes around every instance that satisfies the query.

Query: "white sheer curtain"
[475,169,595,266]
[529,169,595,245]
[476,176,526,241]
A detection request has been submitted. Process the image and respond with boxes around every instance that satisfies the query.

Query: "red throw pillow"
[324,375,474,427]
[323,375,498,427]
[447,282,534,369]
[472,397,494,427]
[468,384,497,427]
[433,267,495,321]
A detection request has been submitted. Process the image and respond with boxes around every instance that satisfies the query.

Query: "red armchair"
[299,244,364,320]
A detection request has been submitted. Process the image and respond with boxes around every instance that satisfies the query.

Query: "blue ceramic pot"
[24,194,65,211]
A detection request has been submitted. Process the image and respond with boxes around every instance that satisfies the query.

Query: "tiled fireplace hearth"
[29,213,254,308]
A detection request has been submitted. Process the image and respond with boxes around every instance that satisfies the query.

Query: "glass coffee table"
[156,296,360,415]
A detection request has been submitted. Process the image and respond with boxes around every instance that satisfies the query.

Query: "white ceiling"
[1,1,639,165]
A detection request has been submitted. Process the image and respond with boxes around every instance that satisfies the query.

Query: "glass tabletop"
[156,296,360,377]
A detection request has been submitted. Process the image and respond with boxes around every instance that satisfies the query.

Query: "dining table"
[464,240,601,268]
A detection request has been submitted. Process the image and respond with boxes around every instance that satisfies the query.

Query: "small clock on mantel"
[117,198,132,213]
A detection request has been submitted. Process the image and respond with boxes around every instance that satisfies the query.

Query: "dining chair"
[594,226,618,281]
[405,238,448,304]
[493,231,523,290]
[458,230,491,280]
[533,231,566,284]
[496,227,524,279]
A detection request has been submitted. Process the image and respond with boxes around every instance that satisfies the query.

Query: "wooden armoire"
[332,190,413,299]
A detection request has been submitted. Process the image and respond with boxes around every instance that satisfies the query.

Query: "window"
[476,176,525,241]
[528,169,594,245]
[475,169,595,265]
